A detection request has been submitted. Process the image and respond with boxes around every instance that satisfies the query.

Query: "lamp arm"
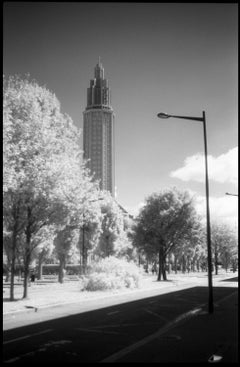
[171,115,204,122]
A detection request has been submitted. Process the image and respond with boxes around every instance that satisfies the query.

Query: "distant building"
[83,58,115,196]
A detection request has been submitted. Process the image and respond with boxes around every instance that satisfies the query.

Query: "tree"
[3,75,96,299]
[212,222,238,273]
[133,187,201,281]
[31,225,56,280]
[78,201,102,275]
[96,193,132,259]
[3,229,13,282]
[210,221,238,274]
[171,222,205,274]
[120,215,135,260]
[3,192,26,300]
[54,226,79,283]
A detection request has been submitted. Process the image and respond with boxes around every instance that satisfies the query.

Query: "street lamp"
[157,111,214,314]
[225,192,238,197]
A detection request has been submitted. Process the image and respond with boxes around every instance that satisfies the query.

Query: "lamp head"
[157,112,171,119]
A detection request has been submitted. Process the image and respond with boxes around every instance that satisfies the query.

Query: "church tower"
[83,59,115,196]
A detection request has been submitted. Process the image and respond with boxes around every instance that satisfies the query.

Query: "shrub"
[82,256,142,291]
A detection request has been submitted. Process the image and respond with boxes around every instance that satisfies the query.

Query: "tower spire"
[94,57,104,79]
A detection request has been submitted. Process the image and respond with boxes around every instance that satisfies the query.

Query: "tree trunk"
[80,226,86,275]
[174,255,178,274]
[37,250,46,280]
[5,269,10,283]
[79,229,82,274]
[146,258,149,273]
[9,198,23,301]
[5,256,11,282]
[191,258,195,272]
[162,250,167,280]
[214,244,218,275]
[196,259,200,272]
[157,246,167,281]
[232,259,237,272]
[167,254,171,274]
[23,208,33,299]
[38,258,43,280]
[215,254,218,275]
[10,229,18,301]
[162,259,167,280]
[58,256,65,283]
[82,227,90,274]
[23,264,30,299]
[157,249,162,281]
[181,254,186,273]
[23,249,31,299]
[10,252,16,301]
[82,248,88,275]
[187,256,190,273]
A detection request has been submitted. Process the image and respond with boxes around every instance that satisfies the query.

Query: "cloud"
[194,194,238,228]
[170,147,238,186]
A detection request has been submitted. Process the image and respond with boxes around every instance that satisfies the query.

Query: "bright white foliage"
[82,256,142,291]
[3,75,99,266]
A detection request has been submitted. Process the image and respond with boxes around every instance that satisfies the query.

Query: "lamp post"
[157,111,214,314]
[225,192,238,197]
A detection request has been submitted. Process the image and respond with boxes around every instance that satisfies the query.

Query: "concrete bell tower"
[83,59,115,196]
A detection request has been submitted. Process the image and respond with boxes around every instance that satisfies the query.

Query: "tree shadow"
[221,276,238,282]
[3,297,21,302]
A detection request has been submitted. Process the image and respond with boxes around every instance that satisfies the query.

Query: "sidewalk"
[3,275,184,316]
[3,271,238,316]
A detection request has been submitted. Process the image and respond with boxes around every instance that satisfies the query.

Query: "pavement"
[3,274,189,316]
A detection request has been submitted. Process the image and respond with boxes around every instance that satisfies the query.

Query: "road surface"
[3,284,238,363]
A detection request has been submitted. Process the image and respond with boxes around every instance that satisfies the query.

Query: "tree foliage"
[211,221,238,273]
[3,75,98,298]
[133,187,201,280]
[95,193,132,259]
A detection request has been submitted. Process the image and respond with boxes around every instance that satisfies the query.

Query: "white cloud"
[170,147,238,186]
[195,194,238,229]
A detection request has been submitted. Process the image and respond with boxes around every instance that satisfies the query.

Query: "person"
[152,264,157,275]
[30,272,35,282]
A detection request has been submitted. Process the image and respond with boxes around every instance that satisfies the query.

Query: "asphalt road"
[3,285,238,363]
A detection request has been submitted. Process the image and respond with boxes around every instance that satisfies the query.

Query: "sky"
[3,2,238,227]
